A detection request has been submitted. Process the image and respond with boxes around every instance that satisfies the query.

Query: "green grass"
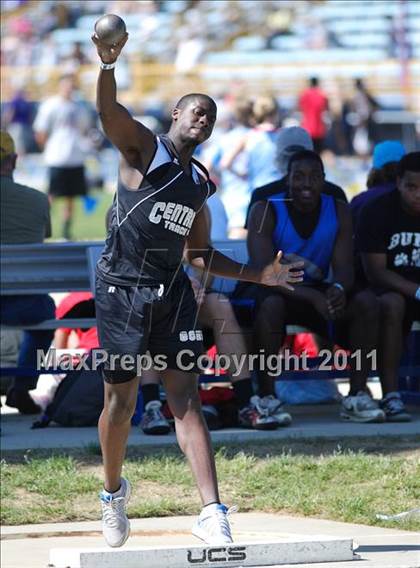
[49,189,113,241]
[1,441,419,530]
[1,455,99,524]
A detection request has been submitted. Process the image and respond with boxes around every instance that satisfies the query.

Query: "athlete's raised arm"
[92,33,155,171]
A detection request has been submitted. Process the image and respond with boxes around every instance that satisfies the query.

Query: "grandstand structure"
[1,0,420,112]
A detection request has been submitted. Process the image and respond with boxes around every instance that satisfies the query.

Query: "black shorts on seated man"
[243,149,386,424]
[356,151,420,422]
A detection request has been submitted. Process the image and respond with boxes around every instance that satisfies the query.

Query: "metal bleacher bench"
[0,241,102,331]
[1,240,419,401]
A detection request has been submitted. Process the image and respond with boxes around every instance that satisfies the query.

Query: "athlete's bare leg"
[98,377,140,492]
[161,369,220,505]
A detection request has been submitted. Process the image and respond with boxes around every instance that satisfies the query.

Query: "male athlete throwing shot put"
[92,30,303,548]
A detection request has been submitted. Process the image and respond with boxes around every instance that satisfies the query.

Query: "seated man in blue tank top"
[245,150,385,425]
[243,126,348,229]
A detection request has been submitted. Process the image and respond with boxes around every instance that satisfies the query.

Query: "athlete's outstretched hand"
[91,32,129,64]
[259,251,304,291]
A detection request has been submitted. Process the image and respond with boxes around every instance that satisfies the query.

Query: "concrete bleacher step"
[49,536,355,568]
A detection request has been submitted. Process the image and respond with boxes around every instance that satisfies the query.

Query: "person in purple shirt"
[351,141,407,289]
[351,140,406,228]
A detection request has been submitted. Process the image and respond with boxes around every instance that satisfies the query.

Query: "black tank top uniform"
[95,135,216,381]
[97,135,215,287]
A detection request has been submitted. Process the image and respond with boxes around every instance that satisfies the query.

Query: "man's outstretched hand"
[91,32,129,64]
[259,251,304,291]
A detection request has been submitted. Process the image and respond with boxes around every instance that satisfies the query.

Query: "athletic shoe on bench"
[192,503,236,545]
[340,391,385,423]
[140,400,171,435]
[380,392,411,422]
[100,477,131,548]
[258,395,292,426]
[238,395,278,430]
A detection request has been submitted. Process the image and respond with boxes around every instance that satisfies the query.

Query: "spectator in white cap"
[245,126,347,227]
[276,126,314,175]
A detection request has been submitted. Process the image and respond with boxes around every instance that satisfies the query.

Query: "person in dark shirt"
[357,152,420,422]
[92,32,303,549]
[244,126,347,228]
[244,150,384,425]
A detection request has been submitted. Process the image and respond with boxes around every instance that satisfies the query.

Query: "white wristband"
[415,286,420,301]
[100,61,116,70]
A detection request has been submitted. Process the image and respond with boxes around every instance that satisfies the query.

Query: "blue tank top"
[268,193,338,283]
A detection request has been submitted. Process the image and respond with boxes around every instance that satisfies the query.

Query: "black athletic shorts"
[49,166,87,197]
[234,282,351,348]
[95,275,204,383]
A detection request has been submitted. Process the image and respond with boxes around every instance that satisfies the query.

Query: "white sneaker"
[100,477,131,547]
[259,395,292,426]
[341,391,385,423]
[192,503,236,545]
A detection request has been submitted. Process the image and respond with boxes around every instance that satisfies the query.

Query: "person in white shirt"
[33,74,91,239]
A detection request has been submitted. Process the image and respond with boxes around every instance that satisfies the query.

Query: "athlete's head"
[287,150,325,210]
[170,93,217,145]
[396,152,420,215]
